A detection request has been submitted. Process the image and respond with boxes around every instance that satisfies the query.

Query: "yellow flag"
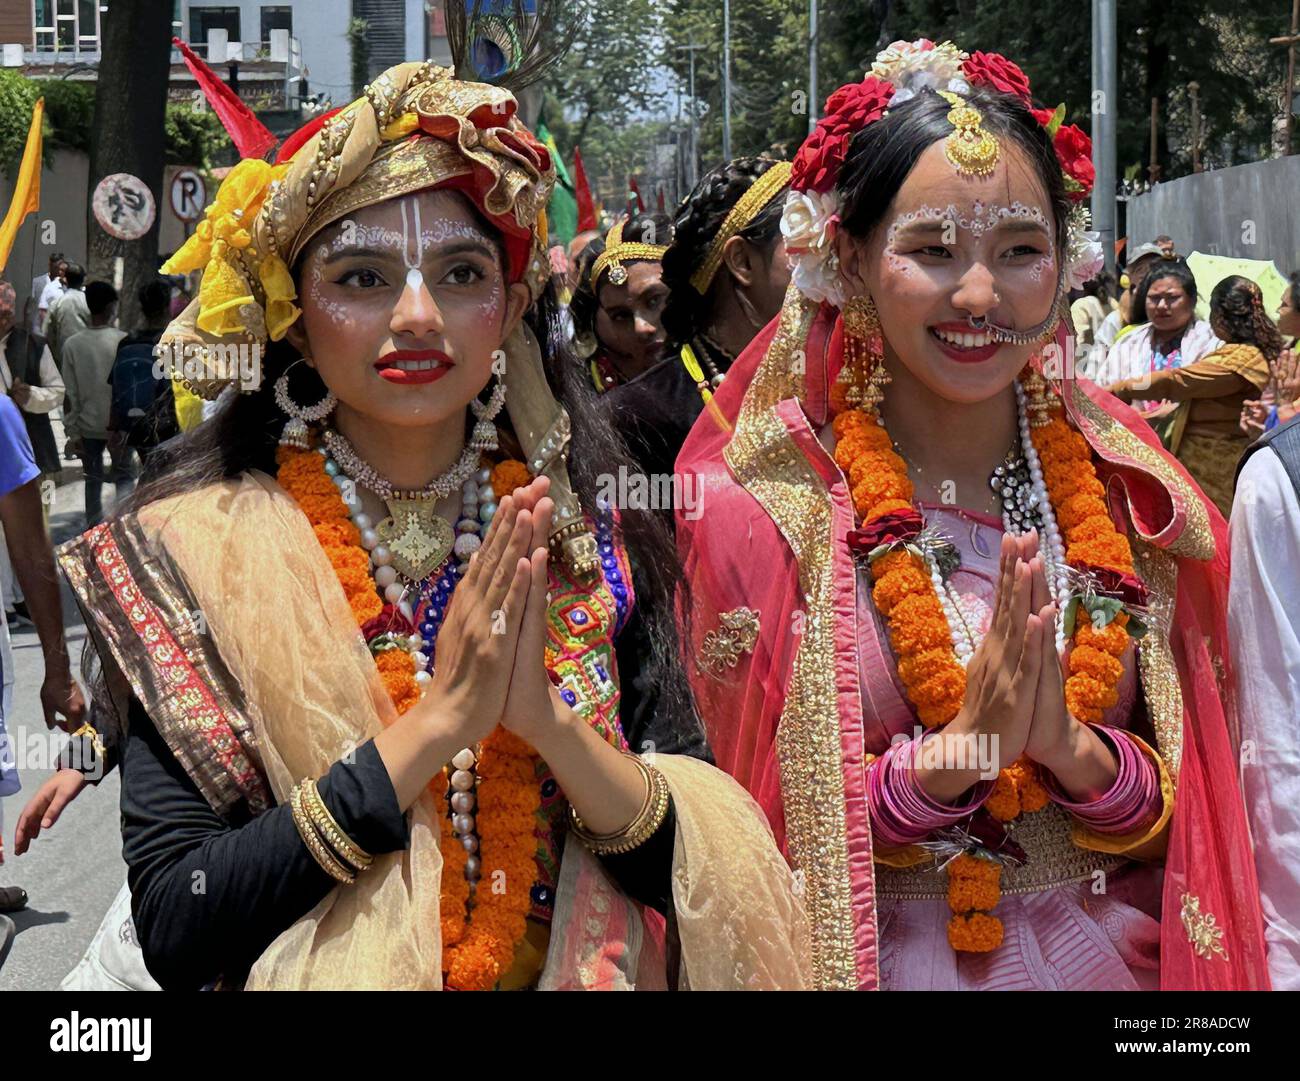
[0,97,44,274]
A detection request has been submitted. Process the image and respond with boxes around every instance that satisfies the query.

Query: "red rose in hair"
[963,51,1033,104]
[792,78,894,193]
[792,123,851,194]
[1052,123,1094,199]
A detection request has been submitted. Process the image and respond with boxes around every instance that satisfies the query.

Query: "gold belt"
[873,803,1127,900]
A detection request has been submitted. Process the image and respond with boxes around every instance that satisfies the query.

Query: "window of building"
[261,6,293,43]
[189,6,243,50]
[34,0,99,54]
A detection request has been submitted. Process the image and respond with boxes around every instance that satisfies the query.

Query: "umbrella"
[1184,252,1290,323]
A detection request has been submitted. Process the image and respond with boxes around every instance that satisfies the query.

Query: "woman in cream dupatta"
[58,60,807,991]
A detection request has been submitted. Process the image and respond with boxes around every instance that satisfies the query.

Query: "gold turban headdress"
[160,60,597,575]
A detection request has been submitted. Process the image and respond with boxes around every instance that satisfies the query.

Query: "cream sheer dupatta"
[139,473,810,989]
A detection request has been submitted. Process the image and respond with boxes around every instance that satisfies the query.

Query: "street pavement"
[0,437,130,990]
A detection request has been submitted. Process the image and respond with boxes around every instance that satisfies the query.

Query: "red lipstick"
[375,348,454,385]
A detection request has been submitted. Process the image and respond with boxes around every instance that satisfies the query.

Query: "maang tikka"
[838,294,890,414]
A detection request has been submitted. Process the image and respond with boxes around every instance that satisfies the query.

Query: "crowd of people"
[0,35,1297,992]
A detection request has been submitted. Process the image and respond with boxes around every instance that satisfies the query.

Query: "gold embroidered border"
[723,285,860,990]
[57,518,271,816]
[1132,540,1184,780]
[1068,385,1215,562]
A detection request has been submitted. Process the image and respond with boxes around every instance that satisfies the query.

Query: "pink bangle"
[1043,726,1160,833]
[869,736,994,847]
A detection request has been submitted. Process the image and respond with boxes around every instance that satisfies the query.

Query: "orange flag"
[0,97,44,274]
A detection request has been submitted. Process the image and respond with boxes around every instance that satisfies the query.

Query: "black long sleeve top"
[120,694,681,990]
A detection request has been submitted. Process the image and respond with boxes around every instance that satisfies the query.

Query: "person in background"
[1110,274,1276,517]
[62,282,130,526]
[1070,268,1118,378]
[0,281,63,481]
[1241,270,1300,438]
[605,157,791,484]
[0,393,87,941]
[26,252,65,341]
[108,277,179,461]
[34,256,68,339]
[1092,241,1167,360]
[570,213,673,393]
[1155,233,1177,257]
[565,228,599,295]
[44,262,90,374]
[1102,261,1220,443]
[1230,411,1300,990]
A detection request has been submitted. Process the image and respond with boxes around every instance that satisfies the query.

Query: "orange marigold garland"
[277,444,539,990]
[835,364,1139,954]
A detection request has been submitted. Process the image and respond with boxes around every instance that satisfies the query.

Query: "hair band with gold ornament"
[936,90,1000,179]
[589,218,669,288]
[689,161,793,295]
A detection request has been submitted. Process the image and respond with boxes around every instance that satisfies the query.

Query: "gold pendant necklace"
[375,494,455,583]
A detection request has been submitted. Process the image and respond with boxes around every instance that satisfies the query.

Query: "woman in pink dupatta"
[676,39,1269,991]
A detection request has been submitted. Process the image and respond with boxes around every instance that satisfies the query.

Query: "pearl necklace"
[925,380,1071,663]
[322,448,498,888]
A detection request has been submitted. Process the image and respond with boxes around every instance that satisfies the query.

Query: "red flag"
[573,147,596,233]
[174,36,277,160]
[628,175,644,215]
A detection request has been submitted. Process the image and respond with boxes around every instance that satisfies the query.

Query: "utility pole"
[1270,0,1300,155]
[808,0,819,134]
[1090,0,1118,273]
[677,38,706,189]
[723,0,732,160]
[1189,81,1202,172]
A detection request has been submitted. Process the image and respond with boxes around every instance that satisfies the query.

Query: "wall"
[1126,156,1300,274]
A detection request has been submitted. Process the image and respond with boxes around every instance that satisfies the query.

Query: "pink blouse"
[861,503,1162,845]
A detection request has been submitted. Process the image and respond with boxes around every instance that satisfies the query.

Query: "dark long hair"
[660,157,787,348]
[1209,274,1284,363]
[108,264,699,741]
[836,84,1072,255]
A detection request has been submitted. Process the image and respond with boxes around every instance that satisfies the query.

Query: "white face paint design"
[883,201,1057,282]
[309,243,350,327]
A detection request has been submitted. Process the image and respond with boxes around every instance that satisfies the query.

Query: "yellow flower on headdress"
[163,159,283,273]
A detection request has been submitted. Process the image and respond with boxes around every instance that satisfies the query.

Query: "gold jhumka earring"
[838,294,890,414]
[1021,360,1054,428]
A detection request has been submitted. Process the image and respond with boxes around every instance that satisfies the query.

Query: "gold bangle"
[689,161,792,295]
[301,777,374,872]
[290,783,355,884]
[569,756,671,856]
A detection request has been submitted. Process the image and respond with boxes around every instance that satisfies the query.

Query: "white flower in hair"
[1065,204,1105,289]
[781,189,845,306]
[871,38,968,94]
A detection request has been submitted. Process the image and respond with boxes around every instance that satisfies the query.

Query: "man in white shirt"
[26,251,66,339]
[63,281,130,525]
[45,262,90,374]
[1230,416,1300,990]
[0,280,64,479]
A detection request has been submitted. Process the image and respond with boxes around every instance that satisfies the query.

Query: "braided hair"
[1209,274,1284,363]
[660,157,787,349]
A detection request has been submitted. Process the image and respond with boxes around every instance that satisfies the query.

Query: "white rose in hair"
[781,189,845,306]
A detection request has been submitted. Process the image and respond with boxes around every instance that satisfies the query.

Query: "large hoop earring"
[275,359,337,449]
[837,294,889,415]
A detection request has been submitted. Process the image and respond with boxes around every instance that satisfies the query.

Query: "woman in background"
[1110,274,1278,516]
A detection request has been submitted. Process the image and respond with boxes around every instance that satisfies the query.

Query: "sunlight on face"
[862,140,1060,404]
[292,188,528,431]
